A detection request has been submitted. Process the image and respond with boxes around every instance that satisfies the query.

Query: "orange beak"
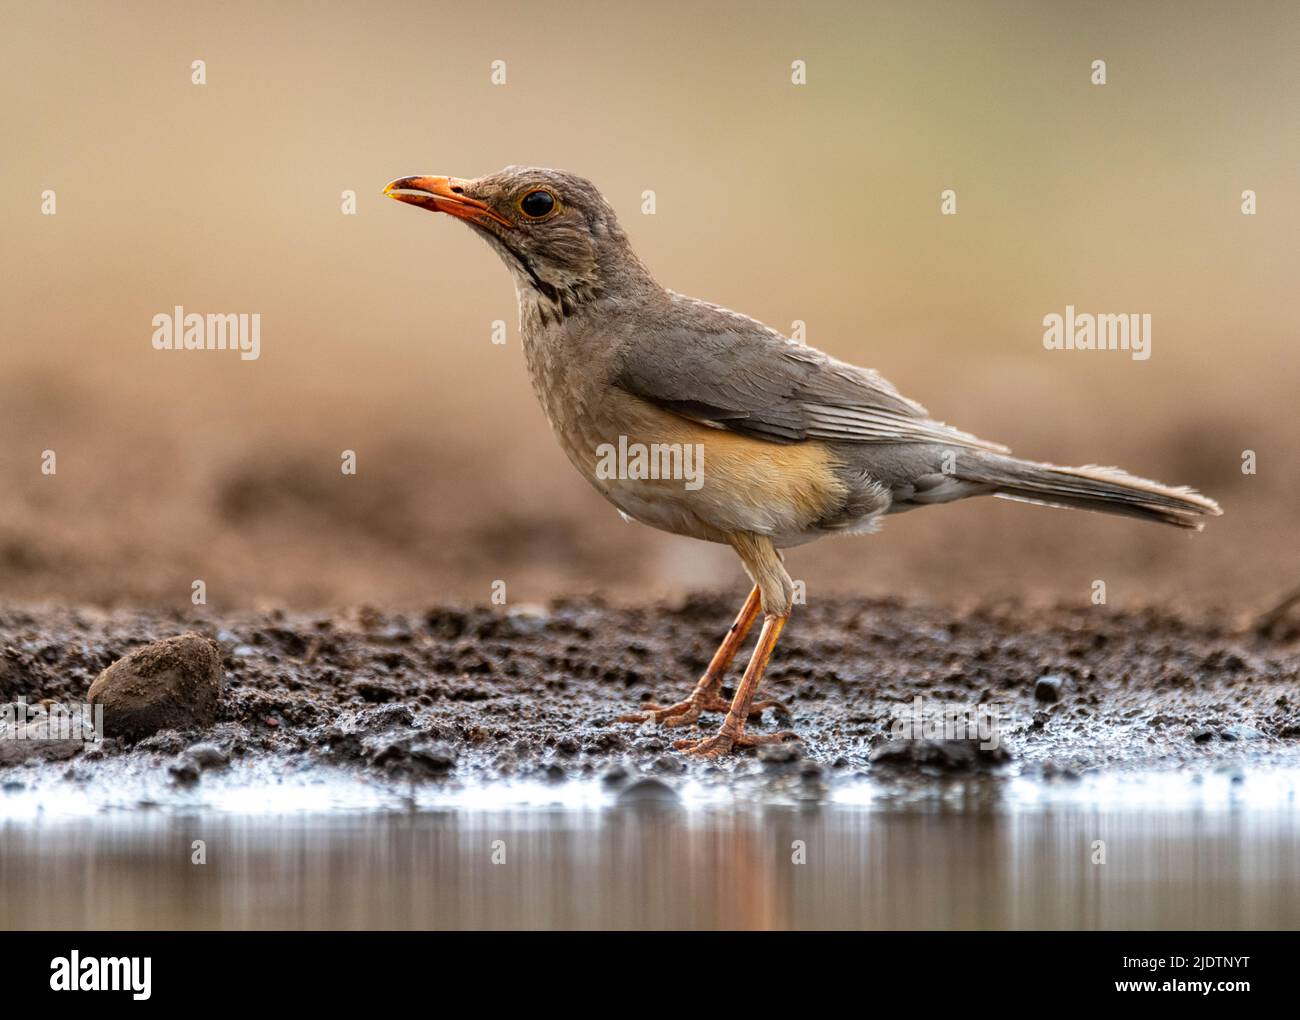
[383,175,512,228]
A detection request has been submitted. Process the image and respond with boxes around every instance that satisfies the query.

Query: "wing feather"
[612,295,1007,453]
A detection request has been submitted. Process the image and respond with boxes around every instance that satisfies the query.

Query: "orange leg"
[619,586,789,729]
[675,612,799,758]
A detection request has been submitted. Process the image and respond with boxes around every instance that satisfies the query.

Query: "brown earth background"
[2,0,1297,614]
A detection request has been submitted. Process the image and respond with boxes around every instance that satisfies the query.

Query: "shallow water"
[3,772,1298,929]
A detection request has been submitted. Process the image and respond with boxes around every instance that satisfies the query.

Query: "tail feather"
[959,455,1222,530]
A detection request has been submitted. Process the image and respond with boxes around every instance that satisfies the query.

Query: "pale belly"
[546,387,860,547]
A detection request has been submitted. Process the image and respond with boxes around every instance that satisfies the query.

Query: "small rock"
[353,680,401,703]
[542,762,566,782]
[404,741,457,774]
[870,738,1009,772]
[1192,728,1215,743]
[135,730,185,755]
[600,764,630,787]
[617,777,679,804]
[87,633,223,742]
[758,741,802,765]
[365,733,456,775]
[652,754,685,774]
[1034,675,1064,703]
[183,742,229,769]
[355,704,416,732]
[168,756,201,784]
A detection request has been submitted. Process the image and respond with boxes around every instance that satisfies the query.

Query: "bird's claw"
[674,729,800,759]
[616,692,723,728]
[619,692,790,728]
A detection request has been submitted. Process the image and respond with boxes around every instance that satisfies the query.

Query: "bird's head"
[384,166,650,304]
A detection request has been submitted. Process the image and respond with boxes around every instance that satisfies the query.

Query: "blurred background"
[1,0,1296,612]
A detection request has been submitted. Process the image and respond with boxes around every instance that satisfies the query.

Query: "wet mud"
[1,596,1298,803]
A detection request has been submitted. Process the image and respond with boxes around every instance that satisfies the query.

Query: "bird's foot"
[617,689,726,728]
[619,688,790,729]
[674,726,800,759]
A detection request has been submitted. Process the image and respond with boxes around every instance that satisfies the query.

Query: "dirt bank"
[2,596,1298,802]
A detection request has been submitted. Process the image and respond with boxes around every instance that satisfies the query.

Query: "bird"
[383,166,1221,758]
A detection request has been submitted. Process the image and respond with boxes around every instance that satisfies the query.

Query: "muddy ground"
[1,595,1298,804]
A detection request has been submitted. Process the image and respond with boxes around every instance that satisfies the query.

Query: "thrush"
[384,167,1221,758]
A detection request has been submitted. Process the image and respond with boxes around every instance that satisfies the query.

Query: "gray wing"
[612,296,1008,452]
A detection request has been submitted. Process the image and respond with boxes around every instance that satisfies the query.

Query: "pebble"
[168,757,201,784]
[652,754,686,774]
[183,742,230,769]
[758,741,802,764]
[1034,675,1065,703]
[87,633,223,741]
[365,733,457,775]
[617,777,680,804]
[600,764,630,787]
[542,762,566,782]
[870,738,1010,771]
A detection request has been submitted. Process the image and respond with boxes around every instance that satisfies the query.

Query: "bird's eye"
[519,189,556,219]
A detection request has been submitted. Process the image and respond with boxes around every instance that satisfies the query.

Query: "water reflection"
[3,800,1297,929]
